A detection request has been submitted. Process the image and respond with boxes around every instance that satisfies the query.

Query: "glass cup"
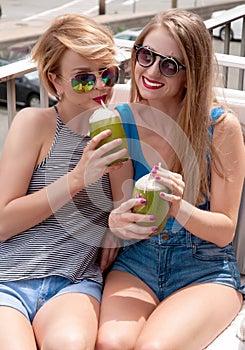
[132,173,169,235]
[89,106,129,165]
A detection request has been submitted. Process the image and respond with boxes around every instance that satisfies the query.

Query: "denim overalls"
[112,104,244,301]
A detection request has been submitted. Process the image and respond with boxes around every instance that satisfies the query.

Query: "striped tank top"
[0,107,113,284]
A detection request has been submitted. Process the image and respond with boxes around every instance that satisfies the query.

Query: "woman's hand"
[73,129,127,187]
[150,165,185,217]
[109,198,159,240]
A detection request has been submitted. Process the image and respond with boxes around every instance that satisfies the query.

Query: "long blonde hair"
[32,14,117,99]
[131,9,220,205]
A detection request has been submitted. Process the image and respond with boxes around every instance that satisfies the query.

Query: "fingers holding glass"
[151,165,185,200]
[109,198,159,240]
[76,131,127,187]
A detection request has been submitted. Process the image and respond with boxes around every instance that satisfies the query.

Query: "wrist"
[67,168,85,197]
[172,199,195,227]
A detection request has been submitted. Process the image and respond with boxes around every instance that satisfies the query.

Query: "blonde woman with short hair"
[0,14,130,349]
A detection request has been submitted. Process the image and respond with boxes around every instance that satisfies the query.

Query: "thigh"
[135,283,243,350]
[96,270,159,350]
[0,306,37,350]
[33,293,100,350]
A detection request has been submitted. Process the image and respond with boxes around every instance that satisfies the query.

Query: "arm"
[0,108,127,241]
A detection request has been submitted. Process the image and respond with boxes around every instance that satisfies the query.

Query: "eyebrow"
[70,67,94,73]
[70,67,108,75]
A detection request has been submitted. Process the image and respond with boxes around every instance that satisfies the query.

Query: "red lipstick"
[93,94,107,104]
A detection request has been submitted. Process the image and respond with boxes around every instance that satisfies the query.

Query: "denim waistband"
[150,218,234,251]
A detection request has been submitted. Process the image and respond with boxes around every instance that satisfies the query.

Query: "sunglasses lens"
[101,66,119,87]
[160,59,178,77]
[71,74,95,93]
[137,47,154,67]
[136,46,183,77]
[70,67,119,93]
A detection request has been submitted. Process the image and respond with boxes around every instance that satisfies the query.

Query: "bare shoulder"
[9,107,56,142]
[213,110,243,141]
[12,106,55,131]
[3,106,57,159]
[213,110,244,176]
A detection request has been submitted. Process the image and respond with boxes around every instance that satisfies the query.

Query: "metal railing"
[0,5,245,126]
[0,57,47,126]
[205,4,245,89]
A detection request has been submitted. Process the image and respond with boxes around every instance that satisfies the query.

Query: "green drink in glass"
[89,105,129,165]
[133,173,170,235]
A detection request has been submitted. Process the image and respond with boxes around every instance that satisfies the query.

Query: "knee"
[41,331,94,350]
[96,331,133,350]
[135,338,169,350]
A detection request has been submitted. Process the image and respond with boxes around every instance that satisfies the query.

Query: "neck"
[56,103,91,136]
[142,97,183,121]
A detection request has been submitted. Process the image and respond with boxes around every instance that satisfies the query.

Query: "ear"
[48,72,58,86]
[48,72,63,96]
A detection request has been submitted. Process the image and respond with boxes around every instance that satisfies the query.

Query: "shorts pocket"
[192,242,229,261]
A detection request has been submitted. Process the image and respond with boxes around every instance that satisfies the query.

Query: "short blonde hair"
[32,14,117,98]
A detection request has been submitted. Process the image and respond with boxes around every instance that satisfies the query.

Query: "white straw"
[101,100,107,109]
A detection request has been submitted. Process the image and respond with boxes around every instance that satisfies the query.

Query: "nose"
[146,57,161,76]
[94,73,106,90]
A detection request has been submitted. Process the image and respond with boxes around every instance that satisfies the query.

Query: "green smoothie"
[89,107,129,165]
[132,173,169,235]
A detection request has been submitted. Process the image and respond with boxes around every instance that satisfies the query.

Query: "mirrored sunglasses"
[134,44,186,77]
[59,66,119,94]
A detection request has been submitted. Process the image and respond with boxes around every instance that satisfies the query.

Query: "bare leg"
[96,270,159,350]
[33,293,100,350]
[135,283,243,350]
[0,306,37,350]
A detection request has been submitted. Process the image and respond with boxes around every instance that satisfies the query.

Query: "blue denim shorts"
[112,226,245,301]
[0,276,102,322]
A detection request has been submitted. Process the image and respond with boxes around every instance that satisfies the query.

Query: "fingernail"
[155,176,161,180]
[160,192,165,197]
[151,170,157,175]
[140,199,147,204]
[154,165,159,170]
[152,226,158,233]
[150,215,156,221]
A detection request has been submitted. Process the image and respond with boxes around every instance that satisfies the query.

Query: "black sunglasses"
[134,44,186,77]
[59,66,119,94]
